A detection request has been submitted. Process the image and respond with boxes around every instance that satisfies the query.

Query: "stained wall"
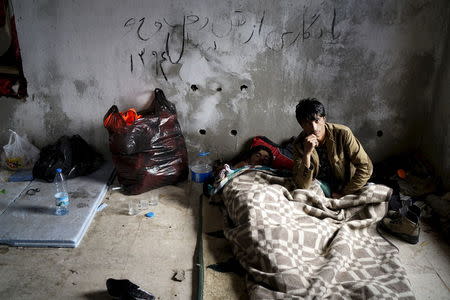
[0,0,449,169]
[421,16,450,190]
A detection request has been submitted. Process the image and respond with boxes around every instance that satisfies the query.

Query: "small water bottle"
[54,168,69,216]
[190,152,213,183]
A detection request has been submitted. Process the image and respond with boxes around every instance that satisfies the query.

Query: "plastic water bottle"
[190,152,213,183]
[54,168,69,216]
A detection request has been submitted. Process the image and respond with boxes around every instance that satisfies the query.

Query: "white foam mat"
[0,163,114,248]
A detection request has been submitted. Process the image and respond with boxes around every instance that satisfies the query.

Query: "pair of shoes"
[379,208,420,244]
[106,278,155,300]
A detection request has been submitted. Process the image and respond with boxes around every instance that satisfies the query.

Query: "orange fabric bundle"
[121,108,142,125]
[103,108,142,131]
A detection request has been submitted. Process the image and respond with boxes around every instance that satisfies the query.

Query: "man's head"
[247,145,273,166]
[295,98,327,141]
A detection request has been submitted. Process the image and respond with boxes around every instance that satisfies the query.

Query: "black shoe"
[106,278,155,300]
[408,204,421,218]
[387,204,421,219]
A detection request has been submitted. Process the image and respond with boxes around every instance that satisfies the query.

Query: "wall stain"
[406,1,432,18]
[0,98,20,146]
[403,53,435,89]
[88,78,98,88]
[37,0,58,18]
[74,80,88,97]
[400,52,435,147]
[43,95,72,143]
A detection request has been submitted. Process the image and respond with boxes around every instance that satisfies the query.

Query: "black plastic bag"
[32,135,104,182]
[103,88,188,195]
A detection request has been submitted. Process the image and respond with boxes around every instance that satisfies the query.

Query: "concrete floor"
[0,181,449,300]
[386,221,450,300]
[0,182,199,300]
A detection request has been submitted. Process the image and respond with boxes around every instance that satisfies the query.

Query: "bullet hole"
[377,130,383,137]
[199,129,206,135]
[230,129,238,136]
[191,84,198,91]
[240,84,248,91]
[216,87,222,91]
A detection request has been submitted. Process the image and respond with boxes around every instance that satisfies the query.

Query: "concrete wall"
[1,0,449,166]
[421,16,450,190]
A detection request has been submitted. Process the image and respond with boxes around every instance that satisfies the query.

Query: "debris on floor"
[172,269,185,282]
[128,198,159,216]
[145,212,155,218]
[96,203,108,211]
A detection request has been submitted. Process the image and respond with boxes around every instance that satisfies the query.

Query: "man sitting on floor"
[292,98,372,198]
[292,98,420,244]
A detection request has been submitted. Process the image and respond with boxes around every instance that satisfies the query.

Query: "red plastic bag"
[103,88,188,194]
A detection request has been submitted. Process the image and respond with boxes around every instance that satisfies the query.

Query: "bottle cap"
[198,152,210,157]
[397,169,407,179]
[56,168,62,173]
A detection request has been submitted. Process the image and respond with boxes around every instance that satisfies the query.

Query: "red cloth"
[0,1,27,98]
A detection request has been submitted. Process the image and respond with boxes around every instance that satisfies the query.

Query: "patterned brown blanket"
[216,170,415,299]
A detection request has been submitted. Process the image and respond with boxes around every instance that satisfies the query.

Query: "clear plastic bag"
[2,129,40,170]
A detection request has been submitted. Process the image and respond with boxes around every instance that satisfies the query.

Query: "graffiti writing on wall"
[123,7,341,80]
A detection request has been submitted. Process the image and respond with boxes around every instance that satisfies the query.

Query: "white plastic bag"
[2,129,40,170]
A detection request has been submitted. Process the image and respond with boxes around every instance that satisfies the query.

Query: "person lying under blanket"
[214,145,275,180]
[231,145,274,169]
[205,145,281,196]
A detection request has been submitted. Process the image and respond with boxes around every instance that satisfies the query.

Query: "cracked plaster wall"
[0,0,449,169]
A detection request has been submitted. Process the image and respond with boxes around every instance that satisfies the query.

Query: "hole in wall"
[199,129,206,135]
[216,87,222,92]
[191,84,198,91]
[377,130,383,137]
[240,84,248,91]
[230,130,238,136]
